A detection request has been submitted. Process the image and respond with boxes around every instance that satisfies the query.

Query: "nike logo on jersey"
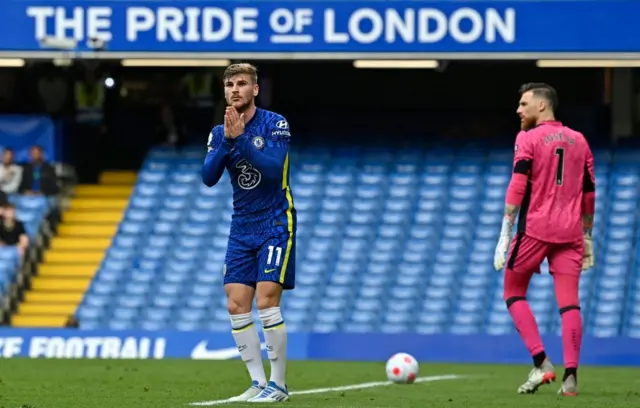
[264,269,276,274]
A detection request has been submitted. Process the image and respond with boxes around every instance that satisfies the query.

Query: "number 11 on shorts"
[267,245,282,267]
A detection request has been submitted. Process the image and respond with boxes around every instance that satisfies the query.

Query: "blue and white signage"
[1,329,640,367]
[0,1,638,55]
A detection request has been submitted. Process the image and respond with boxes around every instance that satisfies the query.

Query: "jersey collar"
[535,120,562,128]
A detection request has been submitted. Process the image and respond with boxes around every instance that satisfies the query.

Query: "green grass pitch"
[1,360,639,407]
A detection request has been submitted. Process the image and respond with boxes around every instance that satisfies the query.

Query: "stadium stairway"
[11,171,136,328]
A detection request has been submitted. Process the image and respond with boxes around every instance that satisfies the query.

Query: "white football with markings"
[386,352,419,384]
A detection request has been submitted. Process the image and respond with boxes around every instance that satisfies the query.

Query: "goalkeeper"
[493,83,595,397]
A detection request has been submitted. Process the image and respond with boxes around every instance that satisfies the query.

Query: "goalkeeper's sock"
[506,297,546,365]
[563,367,578,382]
[552,273,582,370]
[560,307,582,370]
[259,307,287,390]
[230,313,267,386]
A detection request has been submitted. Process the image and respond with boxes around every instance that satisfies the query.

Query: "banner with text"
[1,329,639,366]
[0,116,56,162]
[0,1,638,54]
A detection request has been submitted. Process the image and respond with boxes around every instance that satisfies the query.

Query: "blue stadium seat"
[77,145,640,337]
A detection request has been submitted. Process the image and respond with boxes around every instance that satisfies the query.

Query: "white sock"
[259,307,287,389]
[230,313,266,386]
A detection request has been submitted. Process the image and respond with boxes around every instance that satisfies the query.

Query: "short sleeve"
[513,131,534,162]
[512,131,534,175]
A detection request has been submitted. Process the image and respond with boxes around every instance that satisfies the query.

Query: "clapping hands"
[224,107,245,139]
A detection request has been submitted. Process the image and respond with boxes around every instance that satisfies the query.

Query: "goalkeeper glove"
[494,216,513,271]
[582,234,594,270]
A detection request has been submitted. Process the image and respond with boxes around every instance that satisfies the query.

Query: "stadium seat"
[72,145,638,336]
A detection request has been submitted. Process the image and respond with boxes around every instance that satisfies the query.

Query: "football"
[385,352,419,384]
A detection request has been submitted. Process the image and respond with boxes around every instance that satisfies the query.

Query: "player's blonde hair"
[223,63,258,84]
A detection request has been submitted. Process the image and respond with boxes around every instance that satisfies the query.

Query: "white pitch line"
[188,374,463,406]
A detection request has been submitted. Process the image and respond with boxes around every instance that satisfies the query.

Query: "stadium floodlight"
[0,59,25,67]
[537,59,640,68]
[352,60,439,69]
[120,59,231,67]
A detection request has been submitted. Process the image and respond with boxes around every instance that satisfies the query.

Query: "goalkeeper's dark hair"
[223,63,258,84]
[519,82,559,113]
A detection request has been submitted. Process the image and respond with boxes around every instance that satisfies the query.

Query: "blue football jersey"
[202,108,295,233]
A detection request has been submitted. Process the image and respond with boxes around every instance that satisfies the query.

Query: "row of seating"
[76,146,639,336]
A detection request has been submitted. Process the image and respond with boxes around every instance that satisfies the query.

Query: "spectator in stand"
[0,203,29,257]
[0,191,8,220]
[18,145,58,196]
[0,190,8,209]
[0,148,22,194]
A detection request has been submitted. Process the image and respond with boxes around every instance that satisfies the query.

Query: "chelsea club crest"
[252,136,265,149]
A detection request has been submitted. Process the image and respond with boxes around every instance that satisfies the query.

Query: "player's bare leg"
[248,281,289,403]
[552,272,582,396]
[504,269,556,394]
[225,283,267,402]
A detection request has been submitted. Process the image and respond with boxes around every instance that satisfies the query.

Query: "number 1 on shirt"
[554,147,565,185]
